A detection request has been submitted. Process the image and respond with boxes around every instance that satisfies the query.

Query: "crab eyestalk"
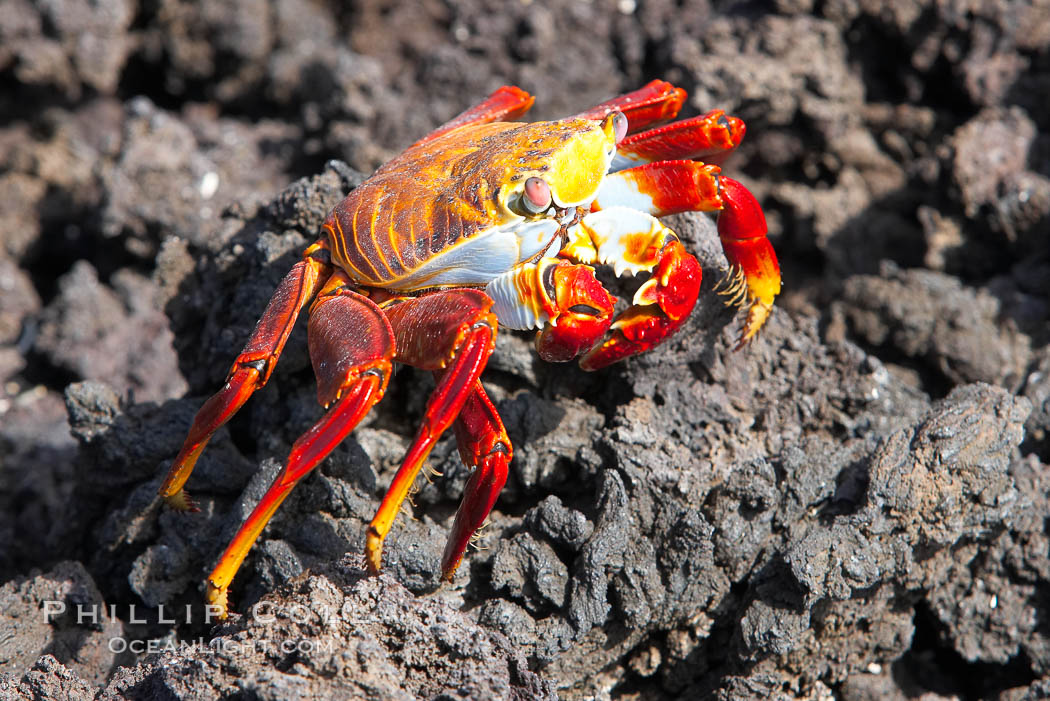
[522,176,552,214]
[609,110,629,144]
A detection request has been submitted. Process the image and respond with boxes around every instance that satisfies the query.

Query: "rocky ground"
[1,0,1048,699]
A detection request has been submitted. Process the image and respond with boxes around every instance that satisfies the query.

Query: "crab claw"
[484,258,616,362]
[716,177,780,348]
[535,261,616,362]
[560,207,703,370]
[579,238,700,370]
[592,163,780,349]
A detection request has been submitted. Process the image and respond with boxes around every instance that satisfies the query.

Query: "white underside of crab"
[485,205,676,331]
[387,218,562,290]
[591,171,657,213]
[388,155,676,333]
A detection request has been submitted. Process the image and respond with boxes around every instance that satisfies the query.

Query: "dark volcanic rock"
[839,263,1031,392]
[35,262,187,403]
[105,566,555,701]
[1,656,98,701]
[0,561,126,688]
[0,0,134,99]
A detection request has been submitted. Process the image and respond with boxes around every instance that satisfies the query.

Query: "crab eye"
[611,111,628,144]
[522,176,552,214]
[601,111,628,145]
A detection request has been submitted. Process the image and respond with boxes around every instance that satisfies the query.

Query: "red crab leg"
[365,289,497,574]
[411,86,535,148]
[207,281,394,617]
[441,381,512,580]
[592,160,724,216]
[574,79,686,134]
[611,110,745,171]
[559,207,702,370]
[592,164,781,347]
[717,177,781,347]
[159,241,333,512]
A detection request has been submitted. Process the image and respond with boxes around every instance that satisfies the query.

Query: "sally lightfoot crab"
[158,80,781,617]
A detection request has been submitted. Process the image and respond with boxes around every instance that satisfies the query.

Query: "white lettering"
[42,601,66,622]
[76,604,99,625]
[128,605,146,624]
[288,604,311,624]
[204,605,223,624]
[157,604,175,625]
[252,602,275,624]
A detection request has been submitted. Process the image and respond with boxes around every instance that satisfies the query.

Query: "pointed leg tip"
[206,581,230,620]
[364,531,383,575]
[440,548,464,582]
[734,300,774,351]
[163,490,200,513]
[578,353,607,372]
[440,564,459,583]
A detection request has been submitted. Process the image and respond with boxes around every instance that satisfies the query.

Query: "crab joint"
[485,258,615,362]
